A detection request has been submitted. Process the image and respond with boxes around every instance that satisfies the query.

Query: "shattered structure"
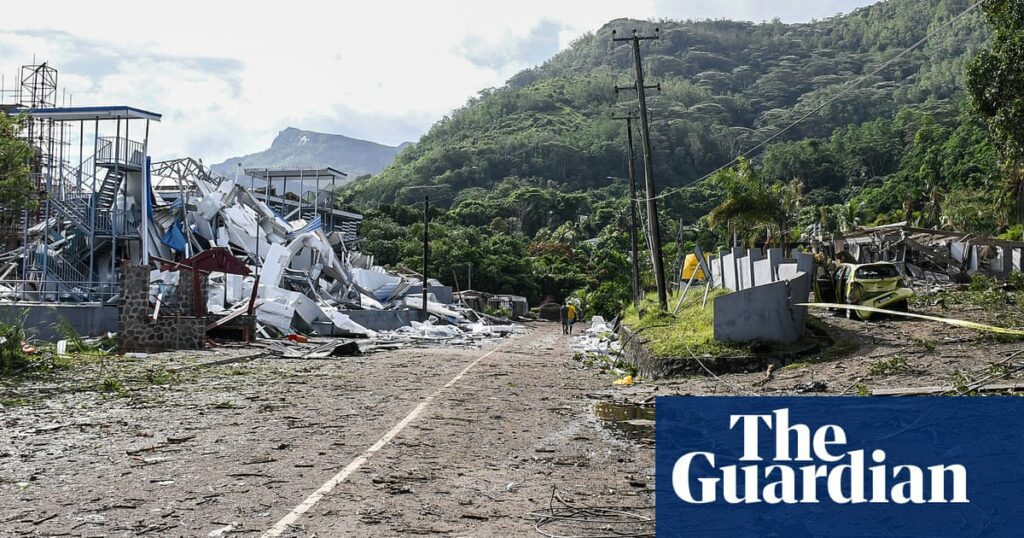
[0,62,513,344]
[830,222,1024,283]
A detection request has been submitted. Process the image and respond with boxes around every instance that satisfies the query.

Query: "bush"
[0,315,30,374]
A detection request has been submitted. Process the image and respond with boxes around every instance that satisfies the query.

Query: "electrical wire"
[530,486,654,538]
[628,0,984,206]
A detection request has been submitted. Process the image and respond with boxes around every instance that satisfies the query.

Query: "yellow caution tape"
[797,302,1024,336]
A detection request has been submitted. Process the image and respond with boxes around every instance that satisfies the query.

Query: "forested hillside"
[343,0,1012,316]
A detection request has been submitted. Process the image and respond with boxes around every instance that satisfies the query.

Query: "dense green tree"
[967,0,1024,222]
[344,0,988,208]
[0,113,37,235]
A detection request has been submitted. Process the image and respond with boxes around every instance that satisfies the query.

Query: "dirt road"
[0,322,653,536]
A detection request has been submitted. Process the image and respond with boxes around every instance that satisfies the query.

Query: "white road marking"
[262,341,508,537]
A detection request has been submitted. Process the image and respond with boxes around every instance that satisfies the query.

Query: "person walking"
[559,303,571,335]
[566,302,577,335]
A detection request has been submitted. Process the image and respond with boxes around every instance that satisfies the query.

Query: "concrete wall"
[722,252,737,291]
[708,249,814,344]
[713,279,802,344]
[753,259,773,287]
[0,304,118,341]
[405,285,453,305]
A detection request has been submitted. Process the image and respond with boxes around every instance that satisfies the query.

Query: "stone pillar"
[178,268,195,315]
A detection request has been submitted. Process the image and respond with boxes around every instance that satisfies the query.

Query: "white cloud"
[0,0,872,163]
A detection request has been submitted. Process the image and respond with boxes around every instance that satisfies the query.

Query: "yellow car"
[814,262,914,320]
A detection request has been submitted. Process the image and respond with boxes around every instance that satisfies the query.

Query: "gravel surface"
[1,323,653,537]
[3,298,1015,536]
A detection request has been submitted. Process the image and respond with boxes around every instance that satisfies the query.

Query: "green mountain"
[342,0,1012,315]
[346,0,989,219]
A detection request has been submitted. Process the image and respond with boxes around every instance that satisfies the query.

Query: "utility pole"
[611,111,641,307]
[614,28,668,311]
[422,195,429,320]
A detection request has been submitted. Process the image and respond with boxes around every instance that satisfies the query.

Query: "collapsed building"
[0,62,498,347]
[825,222,1024,283]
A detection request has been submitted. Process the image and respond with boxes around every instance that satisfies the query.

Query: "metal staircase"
[34,138,141,295]
[94,169,124,210]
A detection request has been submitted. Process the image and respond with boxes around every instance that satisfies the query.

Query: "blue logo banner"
[655,397,1024,537]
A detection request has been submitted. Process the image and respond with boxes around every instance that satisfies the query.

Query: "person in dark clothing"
[559,303,570,335]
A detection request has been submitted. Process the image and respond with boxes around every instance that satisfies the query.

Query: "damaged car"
[814,262,914,320]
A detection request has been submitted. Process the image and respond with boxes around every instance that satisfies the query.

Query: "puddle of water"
[593,401,655,441]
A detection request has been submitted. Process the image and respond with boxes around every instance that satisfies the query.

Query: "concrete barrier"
[713,279,803,344]
[707,248,814,344]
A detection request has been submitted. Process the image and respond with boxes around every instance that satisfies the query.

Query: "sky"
[0,0,874,163]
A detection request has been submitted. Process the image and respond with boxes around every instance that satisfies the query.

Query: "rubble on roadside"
[571,316,622,360]
[254,318,526,358]
[0,160,526,343]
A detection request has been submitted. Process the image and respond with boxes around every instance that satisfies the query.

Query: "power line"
[630,0,983,206]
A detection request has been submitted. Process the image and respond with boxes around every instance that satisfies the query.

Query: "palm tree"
[833,201,862,233]
[707,158,794,247]
[925,182,944,228]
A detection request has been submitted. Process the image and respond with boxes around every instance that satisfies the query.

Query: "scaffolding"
[0,63,68,251]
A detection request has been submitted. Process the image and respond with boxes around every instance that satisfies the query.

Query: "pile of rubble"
[571,316,621,359]
[2,159,522,344]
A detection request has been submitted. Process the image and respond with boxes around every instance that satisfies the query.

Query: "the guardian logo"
[672,408,969,505]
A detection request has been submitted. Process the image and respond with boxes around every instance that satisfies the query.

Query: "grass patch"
[98,376,129,398]
[914,273,1024,326]
[909,336,936,351]
[950,371,974,395]
[143,368,180,385]
[0,397,29,407]
[987,362,1012,378]
[868,355,910,376]
[0,314,32,374]
[53,317,112,356]
[621,289,739,358]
